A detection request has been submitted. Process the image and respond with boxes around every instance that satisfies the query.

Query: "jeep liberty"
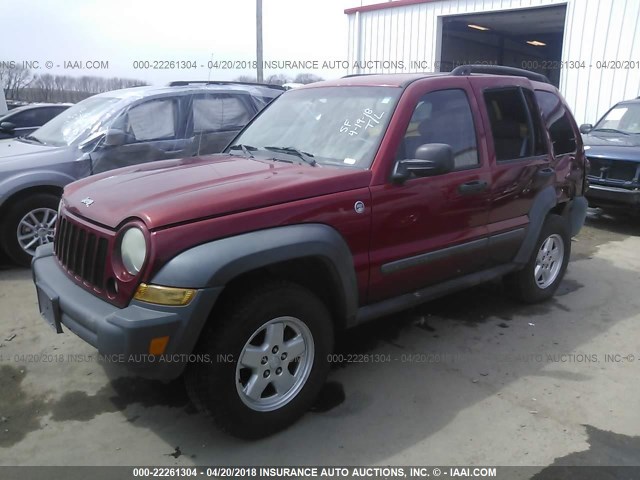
[32,66,588,438]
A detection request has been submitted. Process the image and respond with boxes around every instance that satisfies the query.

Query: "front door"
[368,78,492,303]
[91,96,191,174]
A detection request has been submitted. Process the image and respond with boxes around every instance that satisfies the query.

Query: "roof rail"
[167,80,285,90]
[451,65,551,84]
[341,73,377,78]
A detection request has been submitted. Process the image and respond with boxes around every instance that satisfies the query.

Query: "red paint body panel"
[149,187,373,302]
[64,155,372,230]
[56,73,586,310]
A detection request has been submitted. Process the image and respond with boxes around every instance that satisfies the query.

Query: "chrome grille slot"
[81,234,96,281]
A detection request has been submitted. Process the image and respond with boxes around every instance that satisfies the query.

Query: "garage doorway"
[439,5,567,86]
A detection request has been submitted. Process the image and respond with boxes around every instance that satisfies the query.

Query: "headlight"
[120,227,147,275]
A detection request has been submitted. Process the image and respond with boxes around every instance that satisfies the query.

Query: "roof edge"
[344,0,440,15]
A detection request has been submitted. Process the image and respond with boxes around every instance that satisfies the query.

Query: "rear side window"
[398,89,479,169]
[484,88,546,162]
[37,107,68,124]
[192,94,253,132]
[9,109,39,127]
[126,99,177,141]
[535,91,577,155]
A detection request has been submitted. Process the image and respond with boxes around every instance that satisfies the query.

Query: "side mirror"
[103,128,129,147]
[392,143,454,183]
[579,124,593,134]
[0,121,15,132]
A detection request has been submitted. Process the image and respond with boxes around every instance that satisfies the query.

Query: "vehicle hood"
[64,154,372,230]
[0,138,71,170]
[583,132,640,162]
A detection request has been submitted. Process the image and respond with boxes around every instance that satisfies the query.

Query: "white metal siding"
[346,0,640,124]
[562,0,640,124]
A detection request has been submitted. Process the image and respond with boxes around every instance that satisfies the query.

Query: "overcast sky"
[1,0,369,85]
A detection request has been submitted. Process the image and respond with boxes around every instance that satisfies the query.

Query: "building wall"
[346,0,640,124]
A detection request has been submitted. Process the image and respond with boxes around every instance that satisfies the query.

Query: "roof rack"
[341,73,377,78]
[451,65,551,84]
[167,80,285,90]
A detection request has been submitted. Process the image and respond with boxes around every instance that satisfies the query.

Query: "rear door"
[470,78,553,265]
[368,77,492,302]
[535,89,583,202]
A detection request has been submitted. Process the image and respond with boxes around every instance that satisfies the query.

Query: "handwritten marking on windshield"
[340,109,386,136]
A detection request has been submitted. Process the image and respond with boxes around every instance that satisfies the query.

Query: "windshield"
[27,96,125,147]
[594,103,640,134]
[228,86,401,168]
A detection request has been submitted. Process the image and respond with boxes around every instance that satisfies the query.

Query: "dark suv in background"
[581,98,640,210]
[0,81,283,266]
[33,66,587,439]
[0,103,72,139]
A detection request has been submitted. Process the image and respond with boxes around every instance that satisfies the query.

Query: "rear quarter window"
[535,91,577,155]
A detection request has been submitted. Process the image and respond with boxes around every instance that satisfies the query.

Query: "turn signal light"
[134,283,195,306]
[149,336,170,356]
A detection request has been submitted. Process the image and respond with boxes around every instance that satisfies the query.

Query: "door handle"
[458,180,488,195]
[537,167,555,178]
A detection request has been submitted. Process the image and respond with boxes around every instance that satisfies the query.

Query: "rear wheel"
[0,193,59,267]
[505,214,570,303]
[185,281,333,439]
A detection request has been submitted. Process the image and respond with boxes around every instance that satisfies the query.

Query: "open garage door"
[440,5,566,86]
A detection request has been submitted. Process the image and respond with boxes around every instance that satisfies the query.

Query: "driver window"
[124,99,177,142]
[397,89,479,169]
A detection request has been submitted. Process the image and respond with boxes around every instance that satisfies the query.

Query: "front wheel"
[185,281,333,439]
[505,214,570,303]
[1,193,60,267]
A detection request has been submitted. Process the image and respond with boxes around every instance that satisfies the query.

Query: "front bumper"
[586,184,640,207]
[32,244,222,379]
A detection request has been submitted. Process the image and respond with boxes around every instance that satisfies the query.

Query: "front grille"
[608,161,638,181]
[587,158,639,182]
[54,215,109,290]
[589,158,606,178]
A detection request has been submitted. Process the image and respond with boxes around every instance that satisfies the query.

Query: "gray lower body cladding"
[32,244,221,380]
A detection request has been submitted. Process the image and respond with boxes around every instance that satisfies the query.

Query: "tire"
[0,193,60,267]
[505,214,570,303]
[184,281,333,439]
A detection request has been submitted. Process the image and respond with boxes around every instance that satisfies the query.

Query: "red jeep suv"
[32,66,588,438]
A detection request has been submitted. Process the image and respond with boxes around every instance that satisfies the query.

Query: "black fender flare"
[513,186,558,265]
[151,223,359,322]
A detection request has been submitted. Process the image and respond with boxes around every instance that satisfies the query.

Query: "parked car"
[0,103,72,140]
[0,81,283,266]
[580,98,640,210]
[0,89,7,116]
[32,66,587,439]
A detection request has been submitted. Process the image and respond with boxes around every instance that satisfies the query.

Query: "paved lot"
[0,211,639,470]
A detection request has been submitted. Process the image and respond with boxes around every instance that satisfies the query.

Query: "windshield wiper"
[593,128,629,135]
[22,134,45,145]
[228,144,257,158]
[264,146,317,166]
